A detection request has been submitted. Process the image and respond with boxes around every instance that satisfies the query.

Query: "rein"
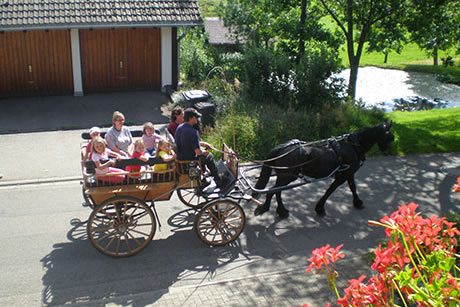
[215,133,355,171]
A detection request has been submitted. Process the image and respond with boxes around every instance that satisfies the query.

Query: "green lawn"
[387,108,460,155]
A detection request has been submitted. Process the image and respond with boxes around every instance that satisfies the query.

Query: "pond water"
[338,67,460,112]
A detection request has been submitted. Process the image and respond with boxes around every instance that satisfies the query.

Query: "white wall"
[161,27,172,90]
[70,29,83,96]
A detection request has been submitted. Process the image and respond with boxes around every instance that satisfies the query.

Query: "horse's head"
[377,122,394,155]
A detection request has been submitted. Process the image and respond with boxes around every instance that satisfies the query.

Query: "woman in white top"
[105,111,133,157]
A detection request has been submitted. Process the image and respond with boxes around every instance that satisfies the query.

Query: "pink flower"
[453,177,460,193]
[306,244,344,274]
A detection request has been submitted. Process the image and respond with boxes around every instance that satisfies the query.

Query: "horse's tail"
[252,163,272,198]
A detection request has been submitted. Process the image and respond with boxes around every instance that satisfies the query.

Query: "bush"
[241,47,294,107]
[180,30,215,83]
[293,47,345,110]
[202,99,386,160]
[239,46,344,111]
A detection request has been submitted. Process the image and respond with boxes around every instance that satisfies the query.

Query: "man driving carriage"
[175,108,223,188]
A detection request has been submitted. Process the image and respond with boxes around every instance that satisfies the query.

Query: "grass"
[387,107,460,155]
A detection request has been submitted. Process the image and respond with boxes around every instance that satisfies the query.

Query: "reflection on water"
[389,96,448,111]
[338,67,460,111]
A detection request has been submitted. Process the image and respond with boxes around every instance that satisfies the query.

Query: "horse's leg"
[315,177,346,216]
[275,191,289,218]
[347,176,364,209]
[254,192,275,216]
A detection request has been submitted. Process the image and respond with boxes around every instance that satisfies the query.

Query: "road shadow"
[40,154,460,306]
[40,209,246,306]
[0,90,171,134]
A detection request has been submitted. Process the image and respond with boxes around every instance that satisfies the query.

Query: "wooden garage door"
[0,30,73,97]
[80,28,161,92]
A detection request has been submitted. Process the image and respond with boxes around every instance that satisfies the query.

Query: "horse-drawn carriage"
[81,130,249,257]
[81,123,394,258]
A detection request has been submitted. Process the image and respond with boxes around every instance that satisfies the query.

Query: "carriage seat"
[81,128,160,140]
[83,156,175,187]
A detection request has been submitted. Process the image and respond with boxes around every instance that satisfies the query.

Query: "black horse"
[252,123,394,217]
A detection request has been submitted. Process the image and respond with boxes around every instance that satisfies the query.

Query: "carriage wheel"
[87,196,156,257]
[195,199,246,246]
[177,188,208,209]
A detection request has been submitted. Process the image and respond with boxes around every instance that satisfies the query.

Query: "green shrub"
[180,30,215,83]
[294,47,344,110]
[202,99,386,159]
[241,47,293,107]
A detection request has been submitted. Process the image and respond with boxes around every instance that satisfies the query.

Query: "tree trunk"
[384,53,388,64]
[348,60,358,101]
[297,0,307,64]
[433,46,438,66]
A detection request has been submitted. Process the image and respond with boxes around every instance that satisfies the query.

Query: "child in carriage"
[82,126,100,161]
[142,122,164,156]
[126,139,150,177]
[91,137,125,183]
[154,139,176,171]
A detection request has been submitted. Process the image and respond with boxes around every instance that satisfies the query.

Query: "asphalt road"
[0,153,459,306]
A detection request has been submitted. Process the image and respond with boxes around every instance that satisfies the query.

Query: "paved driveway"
[0,91,171,134]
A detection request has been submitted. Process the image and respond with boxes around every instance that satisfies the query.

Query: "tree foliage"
[318,0,407,100]
[406,0,460,65]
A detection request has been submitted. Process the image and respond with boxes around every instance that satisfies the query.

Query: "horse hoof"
[353,199,364,209]
[277,210,289,219]
[254,207,268,216]
[315,208,326,217]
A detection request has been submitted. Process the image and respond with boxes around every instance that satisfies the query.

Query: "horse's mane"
[351,124,383,153]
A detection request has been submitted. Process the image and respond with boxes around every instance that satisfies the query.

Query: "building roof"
[0,0,202,31]
[204,17,243,46]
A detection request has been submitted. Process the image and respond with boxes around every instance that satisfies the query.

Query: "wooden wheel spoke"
[202,225,217,236]
[221,223,235,236]
[94,229,117,243]
[122,201,129,223]
[206,208,218,220]
[124,236,132,254]
[211,229,219,242]
[126,231,143,247]
[92,226,112,232]
[103,235,117,251]
[224,216,242,224]
[224,207,239,218]
[101,208,116,220]
[199,223,216,230]
[130,222,154,227]
[116,237,121,256]
[129,228,152,237]
[130,211,149,223]
[225,221,240,229]
[126,202,140,222]
[115,205,122,223]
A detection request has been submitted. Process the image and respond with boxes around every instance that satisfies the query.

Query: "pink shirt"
[91,151,110,175]
[142,133,163,152]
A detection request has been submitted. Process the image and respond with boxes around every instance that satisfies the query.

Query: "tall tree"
[406,0,460,66]
[318,0,405,100]
[366,17,407,63]
[217,0,337,60]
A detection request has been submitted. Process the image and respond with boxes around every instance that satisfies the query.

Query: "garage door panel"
[80,28,161,92]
